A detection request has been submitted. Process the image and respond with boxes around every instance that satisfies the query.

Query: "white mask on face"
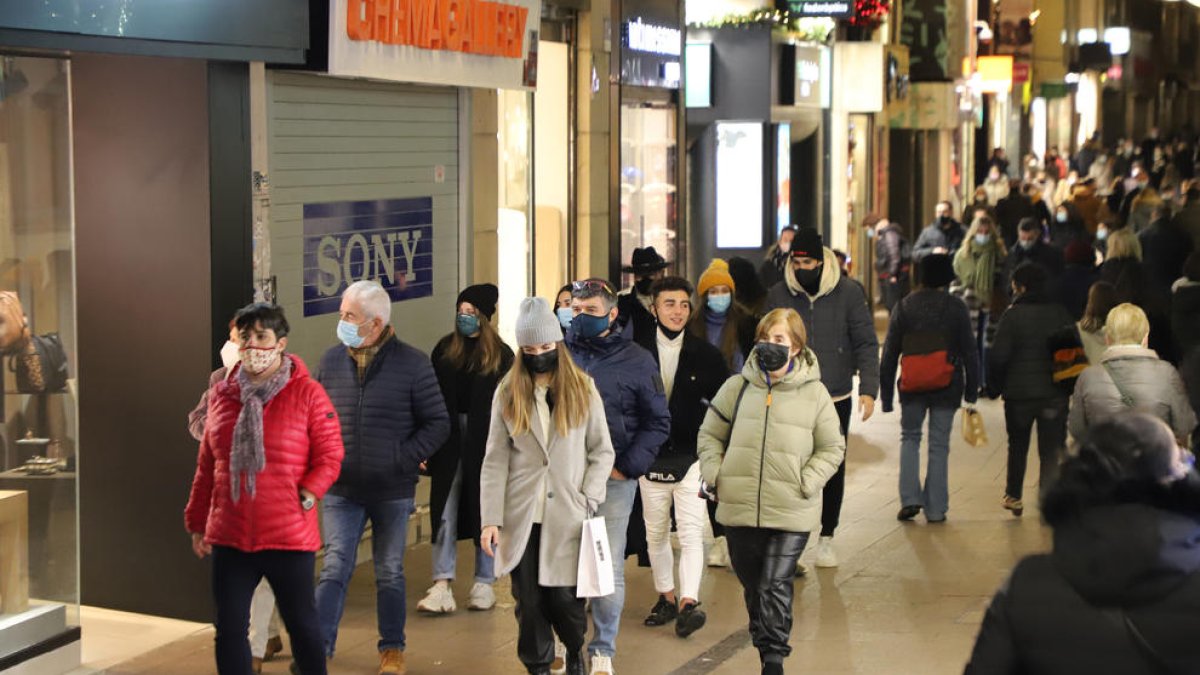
[220,340,241,370]
[240,345,280,375]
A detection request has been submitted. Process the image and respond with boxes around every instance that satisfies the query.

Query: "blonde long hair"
[441,312,505,375]
[1105,227,1142,262]
[500,346,593,437]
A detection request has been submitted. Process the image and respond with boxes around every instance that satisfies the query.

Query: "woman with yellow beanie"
[690,259,757,375]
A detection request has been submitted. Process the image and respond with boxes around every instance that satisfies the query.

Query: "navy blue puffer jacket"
[565,323,671,479]
[317,336,450,501]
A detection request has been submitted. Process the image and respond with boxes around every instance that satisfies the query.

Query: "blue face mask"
[1096,228,1109,241]
[456,313,480,336]
[707,293,733,314]
[337,319,366,348]
[974,234,990,246]
[573,312,611,339]
[556,307,574,329]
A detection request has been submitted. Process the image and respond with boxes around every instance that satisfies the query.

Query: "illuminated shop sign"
[779,1,854,19]
[624,18,681,56]
[620,16,682,88]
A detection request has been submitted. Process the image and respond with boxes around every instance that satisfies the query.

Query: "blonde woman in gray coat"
[481,297,615,675]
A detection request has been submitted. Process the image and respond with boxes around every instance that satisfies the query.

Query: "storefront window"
[0,55,79,658]
[620,100,677,283]
[497,88,533,346]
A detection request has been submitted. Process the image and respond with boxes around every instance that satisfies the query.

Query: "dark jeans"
[211,546,326,675]
[726,527,810,664]
[880,275,910,312]
[511,524,587,673]
[1003,397,1068,501]
[820,398,853,537]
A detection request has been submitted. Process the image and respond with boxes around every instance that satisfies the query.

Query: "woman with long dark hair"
[418,284,514,614]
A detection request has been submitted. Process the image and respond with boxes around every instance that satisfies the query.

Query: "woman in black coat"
[418,284,514,614]
[966,412,1200,674]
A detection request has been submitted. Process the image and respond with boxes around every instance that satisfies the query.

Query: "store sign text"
[346,0,529,58]
[303,198,435,317]
[624,18,681,56]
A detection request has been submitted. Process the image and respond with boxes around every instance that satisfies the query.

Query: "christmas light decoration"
[850,0,890,27]
[686,10,835,43]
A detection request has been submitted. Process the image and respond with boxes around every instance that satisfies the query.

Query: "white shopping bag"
[576,516,615,598]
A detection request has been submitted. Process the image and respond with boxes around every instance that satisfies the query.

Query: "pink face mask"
[239,345,280,375]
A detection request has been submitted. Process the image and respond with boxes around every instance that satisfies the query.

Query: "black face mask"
[522,350,558,375]
[794,265,822,293]
[939,216,953,227]
[635,277,655,296]
[755,342,792,373]
[658,322,684,341]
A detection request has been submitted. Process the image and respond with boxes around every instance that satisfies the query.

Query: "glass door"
[619,99,677,287]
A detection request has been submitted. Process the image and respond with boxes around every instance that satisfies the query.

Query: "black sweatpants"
[211,546,326,675]
[1003,397,1068,501]
[820,397,853,537]
[510,524,587,673]
[726,527,810,663]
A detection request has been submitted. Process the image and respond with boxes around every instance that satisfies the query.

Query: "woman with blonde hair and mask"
[953,215,1008,388]
[480,297,614,675]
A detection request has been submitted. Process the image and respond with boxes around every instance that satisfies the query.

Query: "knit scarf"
[230,355,293,502]
[954,240,1000,298]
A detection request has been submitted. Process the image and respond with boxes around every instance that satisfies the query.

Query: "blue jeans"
[316,494,414,656]
[899,400,956,520]
[432,460,495,585]
[588,477,638,658]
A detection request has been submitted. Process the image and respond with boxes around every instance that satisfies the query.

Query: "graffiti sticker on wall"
[302,197,434,317]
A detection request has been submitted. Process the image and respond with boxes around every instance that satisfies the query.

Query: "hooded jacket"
[879,289,980,411]
[1068,345,1198,443]
[696,350,845,533]
[764,247,880,400]
[966,504,1200,674]
[565,322,671,479]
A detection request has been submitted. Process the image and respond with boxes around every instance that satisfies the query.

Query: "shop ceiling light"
[1104,27,1131,56]
[1077,28,1098,44]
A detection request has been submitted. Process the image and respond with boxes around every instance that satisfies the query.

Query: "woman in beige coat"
[697,308,845,675]
[480,297,614,675]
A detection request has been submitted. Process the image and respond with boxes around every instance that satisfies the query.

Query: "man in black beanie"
[764,227,879,569]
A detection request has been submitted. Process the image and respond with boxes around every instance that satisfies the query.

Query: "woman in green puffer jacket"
[697,308,845,675]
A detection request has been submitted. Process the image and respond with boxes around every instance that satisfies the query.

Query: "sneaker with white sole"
[589,654,613,675]
[467,582,495,611]
[550,640,566,674]
[416,582,456,614]
[814,536,838,568]
[706,536,730,568]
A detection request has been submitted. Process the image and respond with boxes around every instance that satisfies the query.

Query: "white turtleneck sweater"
[657,327,684,401]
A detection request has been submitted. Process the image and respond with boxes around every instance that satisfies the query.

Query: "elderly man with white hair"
[314,280,450,675]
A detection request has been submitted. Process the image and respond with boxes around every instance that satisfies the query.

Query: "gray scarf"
[230,355,293,502]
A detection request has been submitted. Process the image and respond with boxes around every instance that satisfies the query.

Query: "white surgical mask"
[220,340,241,370]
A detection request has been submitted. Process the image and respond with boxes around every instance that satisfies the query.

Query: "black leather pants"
[726,527,811,664]
[511,524,587,674]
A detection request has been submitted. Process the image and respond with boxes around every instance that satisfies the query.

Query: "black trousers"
[880,275,910,312]
[510,524,587,674]
[726,527,810,663]
[820,398,853,537]
[1003,397,1068,501]
[211,546,326,675]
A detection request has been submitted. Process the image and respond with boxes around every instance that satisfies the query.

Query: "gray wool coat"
[1068,345,1198,442]
[480,381,615,587]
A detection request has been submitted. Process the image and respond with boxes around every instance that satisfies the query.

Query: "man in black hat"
[618,246,671,341]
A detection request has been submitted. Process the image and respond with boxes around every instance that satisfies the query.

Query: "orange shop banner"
[329,0,541,90]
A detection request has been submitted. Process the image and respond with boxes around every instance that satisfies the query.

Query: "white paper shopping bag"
[576,516,615,598]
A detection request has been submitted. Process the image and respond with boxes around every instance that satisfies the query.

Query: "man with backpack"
[873,218,912,312]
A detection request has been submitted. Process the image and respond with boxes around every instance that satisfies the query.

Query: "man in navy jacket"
[314,280,450,675]
[566,278,670,673]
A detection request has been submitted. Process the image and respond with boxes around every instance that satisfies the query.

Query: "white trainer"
[589,654,614,675]
[814,536,838,568]
[706,536,730,568]
[467,582,496,611]
[416,581,456,614]
[550,640,566,674]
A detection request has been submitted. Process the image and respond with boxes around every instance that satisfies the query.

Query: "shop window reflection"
[620,101,677,285]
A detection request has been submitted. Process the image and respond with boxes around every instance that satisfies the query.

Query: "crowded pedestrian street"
[105,395,1048,675]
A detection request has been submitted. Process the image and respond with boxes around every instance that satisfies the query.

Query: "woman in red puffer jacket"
[185,303,343,675]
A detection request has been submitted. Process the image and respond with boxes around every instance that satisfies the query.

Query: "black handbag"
[9,333,69,393]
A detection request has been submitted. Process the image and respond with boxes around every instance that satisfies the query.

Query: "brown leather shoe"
[251,657,263,674]
[264,636,284,661]
[379,648,406,675]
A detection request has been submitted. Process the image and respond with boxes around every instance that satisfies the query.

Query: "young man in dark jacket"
[566,278,671,673]
[873,218,911,312]
[764,227,880,568]
[880,255,980,523]
[988,264,1075,517]
[616,246,670,342]
[1006,218,1064,287]
[912,202,965,261]
[634,276,728,639]
[314,280,451,674]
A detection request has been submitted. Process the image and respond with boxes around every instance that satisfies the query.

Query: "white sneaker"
[814,536,838,568]
[416,581,456,613]
[706,536,730,568]
[550,640,566,675]
[467,582,496,611]
[589,654,614,675]
[795,560,809,577]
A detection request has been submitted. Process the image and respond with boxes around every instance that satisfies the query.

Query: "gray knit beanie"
[515,297,562,347]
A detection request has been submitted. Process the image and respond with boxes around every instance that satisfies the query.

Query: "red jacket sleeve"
[183,433,216,535]
[300,381,344,498]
